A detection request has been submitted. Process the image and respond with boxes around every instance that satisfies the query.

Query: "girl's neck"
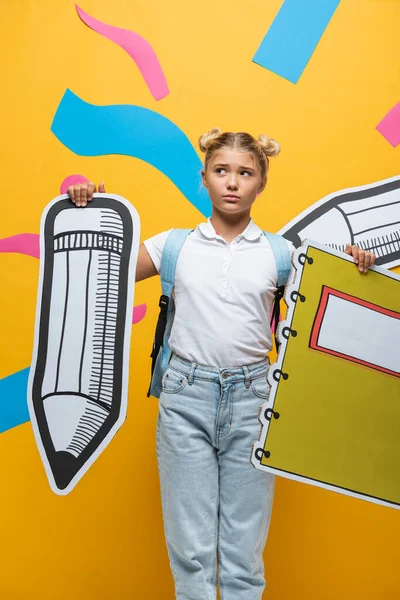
[209,210,252,244]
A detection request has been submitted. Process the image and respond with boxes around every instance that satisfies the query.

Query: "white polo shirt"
[144,219,293,368]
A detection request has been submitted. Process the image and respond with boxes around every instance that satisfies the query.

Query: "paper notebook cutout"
[28,194,140,495]
[252,242,400,510]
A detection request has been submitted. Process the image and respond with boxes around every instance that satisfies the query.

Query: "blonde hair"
[199,128,280,182]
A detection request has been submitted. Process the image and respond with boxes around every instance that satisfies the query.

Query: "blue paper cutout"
[0,368,30,433]
[51,89,211,217]
[253,0,341,84]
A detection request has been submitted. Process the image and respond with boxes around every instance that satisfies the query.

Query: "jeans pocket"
[161,367,188,394]
[250,375,270,400]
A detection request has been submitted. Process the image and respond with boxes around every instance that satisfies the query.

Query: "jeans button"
[222,372,229,379]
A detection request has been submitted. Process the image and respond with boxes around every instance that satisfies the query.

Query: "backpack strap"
[147,229,192,396]
[160,229,193,296]
[263,231,292,350]
[262,231,291,287]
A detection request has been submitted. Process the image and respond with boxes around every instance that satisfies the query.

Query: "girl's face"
[202,149,266,216]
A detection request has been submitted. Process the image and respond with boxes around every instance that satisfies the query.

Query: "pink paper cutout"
[376,101,400,147]
[75,4,169,101]
[132,303,147,324]
[0,234,40,259]
[0,233,146,325]
[60,174,89,194]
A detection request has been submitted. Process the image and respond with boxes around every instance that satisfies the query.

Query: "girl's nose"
[227,175,239,190]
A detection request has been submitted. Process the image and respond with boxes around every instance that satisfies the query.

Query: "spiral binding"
[264,408,280,421]
[255,447,271,462]
[255,250,313,467]
[272,369,289,382]
[281,326,297,339]
[298,253,314,266]
[290,290,306,303]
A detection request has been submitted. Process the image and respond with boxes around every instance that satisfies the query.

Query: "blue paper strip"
[0,368,30,433]
[253,0,341,84]
[51,89,211,217]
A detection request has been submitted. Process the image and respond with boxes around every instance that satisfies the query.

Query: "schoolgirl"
[68,128,375,599]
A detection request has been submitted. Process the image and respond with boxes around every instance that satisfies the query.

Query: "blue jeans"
[156,353,275,600]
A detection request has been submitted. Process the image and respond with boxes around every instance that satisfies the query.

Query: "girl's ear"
[201,169,208,188]
[258,177,267,195]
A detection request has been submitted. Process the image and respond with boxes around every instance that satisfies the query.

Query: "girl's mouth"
[223,195,240,201]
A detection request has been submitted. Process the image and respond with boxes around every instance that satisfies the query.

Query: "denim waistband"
[169,353,270,386]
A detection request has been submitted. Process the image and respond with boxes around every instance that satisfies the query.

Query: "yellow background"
[0,0,399,598]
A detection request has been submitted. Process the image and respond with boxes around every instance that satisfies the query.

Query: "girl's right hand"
[67,182,106,207]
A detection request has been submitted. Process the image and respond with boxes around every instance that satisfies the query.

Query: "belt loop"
[188,362,197,385]
[243,365,251,388]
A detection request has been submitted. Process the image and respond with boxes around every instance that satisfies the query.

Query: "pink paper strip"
[132,303,147,324]
[376,101,400,147]
[75,4,169,101]
[0,234,40,259]
[60,174,89,194]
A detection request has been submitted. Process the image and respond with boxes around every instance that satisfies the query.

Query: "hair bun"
[258,134,280,157]
[199,128,222,152]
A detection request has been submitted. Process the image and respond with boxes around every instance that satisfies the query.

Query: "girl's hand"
[67,182,106,207]
[344,244,376,273]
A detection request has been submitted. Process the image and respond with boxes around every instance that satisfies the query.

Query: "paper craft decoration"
[253,0,340,84]
[0,368,31,434]
[75,4,169,101]
[28,194,140,495]
[279,175,400,269]
[51,89,212,217]
[376,101,400,147]
[252,241,400,510]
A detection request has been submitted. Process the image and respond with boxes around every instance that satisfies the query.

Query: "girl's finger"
[358,249,366,272]
[67,185,76,203]
[351,244,359,265]
[81,186,88,207]
[370,252,376,266]
[87,182,97,203]
[98,182,106,194]
[74,184,82,207]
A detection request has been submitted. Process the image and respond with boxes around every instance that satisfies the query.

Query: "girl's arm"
[136,244,158,281]
[67,181,158,282]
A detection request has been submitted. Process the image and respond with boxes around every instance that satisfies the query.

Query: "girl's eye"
[241,170,252,176]
[215,168,226,174]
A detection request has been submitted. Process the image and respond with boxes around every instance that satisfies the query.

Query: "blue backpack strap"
[160,229,193,296]
[148,229,192,398]
[263,231,291,287]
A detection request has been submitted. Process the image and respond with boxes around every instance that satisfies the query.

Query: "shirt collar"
[198,218,263,241]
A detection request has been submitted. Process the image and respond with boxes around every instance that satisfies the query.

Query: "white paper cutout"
[279,175,400,269]
[311,289,400,375]
[28,194,140,495]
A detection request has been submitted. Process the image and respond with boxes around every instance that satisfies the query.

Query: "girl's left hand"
[344,244,376,273]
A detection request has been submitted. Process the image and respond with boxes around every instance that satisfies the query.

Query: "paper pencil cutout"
[279,175,400,270]
[28,194,140,495]
[252,241,400,510]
